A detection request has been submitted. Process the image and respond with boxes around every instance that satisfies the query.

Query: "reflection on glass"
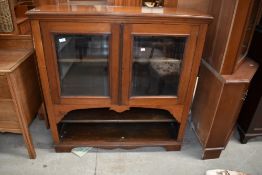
[54,34,109,96]
[132,36,186,96]
[142,0,164,7]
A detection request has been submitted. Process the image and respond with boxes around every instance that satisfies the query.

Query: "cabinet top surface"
[0,49,33,73]
[26,5,212,21]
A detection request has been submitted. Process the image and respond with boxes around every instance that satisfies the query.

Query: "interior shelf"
[57,122,180,151]
[58,58,107,63]
[56,108,180,152]
[61,108,177,123]
[59,58,181,63]
[59,122,179,142]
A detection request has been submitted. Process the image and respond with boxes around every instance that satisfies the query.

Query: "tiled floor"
[0,118,261,175]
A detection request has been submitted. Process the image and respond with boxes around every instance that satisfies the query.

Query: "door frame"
[40,21,120,105]
[121,23,199,106]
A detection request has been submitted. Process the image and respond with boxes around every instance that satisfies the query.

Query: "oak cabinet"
[28,5,211,152]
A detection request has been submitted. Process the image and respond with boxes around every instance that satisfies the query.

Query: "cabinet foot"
[237,126,262,144]
[164,145,181,151]
[238,131,249,144]
[202,148,223,160]
[237,125,252,144]
[22,127,36,159]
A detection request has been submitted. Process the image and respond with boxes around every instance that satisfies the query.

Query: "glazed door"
[41,22,120,105]
[122,24,199,106]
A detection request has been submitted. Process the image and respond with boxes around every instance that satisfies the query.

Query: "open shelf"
[56,108,180,152]
[57,122,180,152]
[58,58,107,63]
[61,108,177,123]
[59,123,179,142]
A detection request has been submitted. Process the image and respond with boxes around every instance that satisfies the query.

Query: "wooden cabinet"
[238,67,262,143]
[0,0,34,35]
[237,23,262,143]
[28,5,211,152]
[0,36,43,159]
[191,0,262,159]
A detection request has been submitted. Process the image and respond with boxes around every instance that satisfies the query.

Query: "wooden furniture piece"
[0,0,35,35]
[237,22,262,144]
[14,0,35,35]
[27,5,212,152]
[0,35,43,159]
[0,0,14,33]
[191,0,262,159]
[238,67,262,143]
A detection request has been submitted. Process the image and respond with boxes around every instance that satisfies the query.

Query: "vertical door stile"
[111,23,121,105]
[121,24,132,105]
[118,23,124,105]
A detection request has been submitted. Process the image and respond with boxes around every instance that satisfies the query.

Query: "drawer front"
[0,101,19,130]
[0,75,12,99]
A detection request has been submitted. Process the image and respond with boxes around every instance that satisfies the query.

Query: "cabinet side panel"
[11,55,42,125]
[191,61,223,146]
[193,58,258,159]
[0,101,20,131]
[0,75,12,99]
[203,0,238,72]
[205,83,247,148]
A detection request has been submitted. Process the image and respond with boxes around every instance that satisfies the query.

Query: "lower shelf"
[56,122,181,152]
[61,108,177,123]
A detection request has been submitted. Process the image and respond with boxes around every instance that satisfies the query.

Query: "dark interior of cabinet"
[54,34,109,96]
[237,15,262,143]
[58,108,180,147]
[240,0,262,59]
[132,36,186,96]
[54,34,187,97]
[248,15,262,64]
[60,62,109,96]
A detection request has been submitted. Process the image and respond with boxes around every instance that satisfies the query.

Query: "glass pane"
[132,36,186,96]
[54,34,109,96]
